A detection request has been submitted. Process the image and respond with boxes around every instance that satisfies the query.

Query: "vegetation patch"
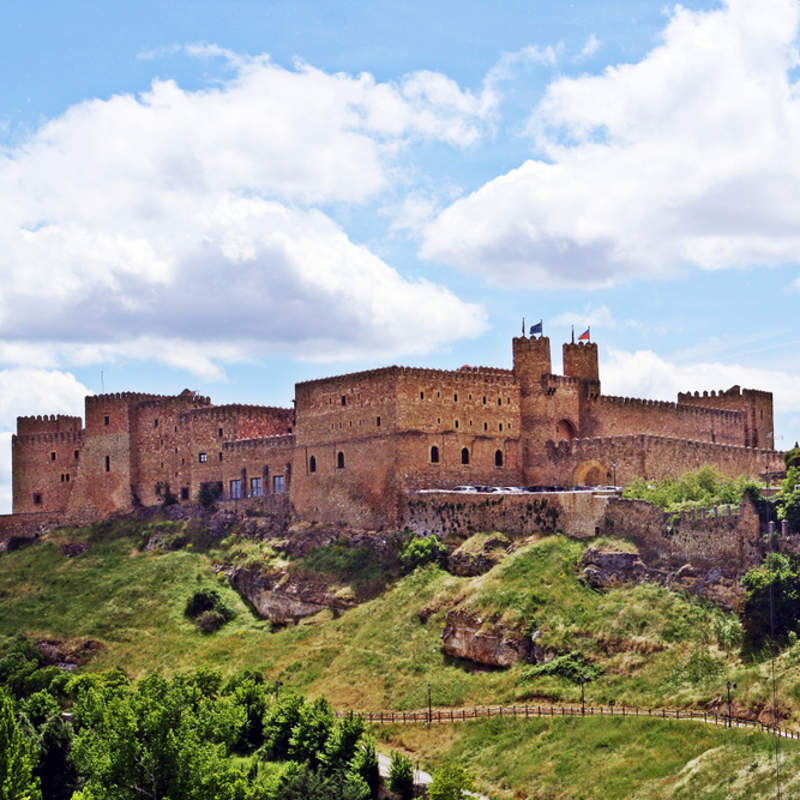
[185,588,236,634]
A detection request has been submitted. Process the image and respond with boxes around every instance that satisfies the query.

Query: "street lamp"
[580,677,586,717]
[726,680,737,728]
[611,462,617,489]
[427,683,432,727]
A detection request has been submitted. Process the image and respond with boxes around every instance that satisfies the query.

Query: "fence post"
[526,704,529,719]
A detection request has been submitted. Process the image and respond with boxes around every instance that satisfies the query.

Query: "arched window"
[430,445,439,463]
[309,455,316,473]
[495,449,503,468]
[337,451,345,469]
[461,447,470,465]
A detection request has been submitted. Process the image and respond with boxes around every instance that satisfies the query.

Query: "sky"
[2,0,800,513]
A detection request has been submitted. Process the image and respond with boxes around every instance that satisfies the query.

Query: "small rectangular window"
[74,450,79,460]
[229,479,242,500]
[250,477,262,497]
[218,427,223,437]
[454,393,458,402]
[376,416,381,427]
[65,473,69,482]
[420,391,424,399]
[105,455,110,472]
[155,483,162,496]
[199,452,208,463]
[219,452,223,461]
[51,451,56,461]
[33,493,42,505]
[180,487,189,500]
[341,395,347,406]
[104,415,110,425]
[153,418,159,428]
[273,475,285,494]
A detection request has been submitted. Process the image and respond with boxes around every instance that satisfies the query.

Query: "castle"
[7,334,785,530]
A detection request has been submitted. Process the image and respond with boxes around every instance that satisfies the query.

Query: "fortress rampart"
[3,333,784,533]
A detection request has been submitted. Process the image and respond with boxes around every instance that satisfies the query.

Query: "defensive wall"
[6,333,784,533]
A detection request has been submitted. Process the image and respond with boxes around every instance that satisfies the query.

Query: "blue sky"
[2,0,800,512]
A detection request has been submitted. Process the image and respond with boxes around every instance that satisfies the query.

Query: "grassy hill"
[3,517,800,797]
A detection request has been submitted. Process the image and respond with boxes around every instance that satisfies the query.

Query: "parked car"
[453,485,478,493]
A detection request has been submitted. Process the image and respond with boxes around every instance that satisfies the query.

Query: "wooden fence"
[336,703,800,739]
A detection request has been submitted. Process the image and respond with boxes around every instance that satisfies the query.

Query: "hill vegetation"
[3,510,800,797]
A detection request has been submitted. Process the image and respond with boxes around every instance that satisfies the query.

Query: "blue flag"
[529,320,543,336]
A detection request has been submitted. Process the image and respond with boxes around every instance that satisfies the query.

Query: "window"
[105,455,110,472]
[341,395,347,406]
[180,487,189,501]
[60,474,65,482]
[229,479,242,499]
[74,450,79,460]
[420,391,424,399]
[155,483,162,496]
[33,493,42,505]
[498,398,502,406]
[455,420,459,428]
[273,475,285,494]
[250,477,262,497]
[484,422,488,431]
[104,415,110,425]
[50,452,56,461]
[219,452,223,461]
[482,396,487,405]
[499,423,503,431]
[218,427,223,437]
[337,451,345,469]
[376,416,381,427]
[199,452,208,463]
[454,393,458,402]
[495,449,504,467]
[65,473,69,482]
[153,418,159,428]
[430,445,439,463]
[309,455,317,473]
[461,448,470,465]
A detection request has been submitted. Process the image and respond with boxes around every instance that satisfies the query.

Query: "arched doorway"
[573,459,607,486]
[556,418,577,441]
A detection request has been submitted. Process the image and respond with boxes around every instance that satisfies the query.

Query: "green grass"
[4,521,800,731]
[376,717,800,799]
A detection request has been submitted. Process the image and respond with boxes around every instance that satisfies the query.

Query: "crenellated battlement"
[180,404,292,423]
[136,393,211,411]
[594,394,744,420]
[16,414,83,435]
[12,430,84,446]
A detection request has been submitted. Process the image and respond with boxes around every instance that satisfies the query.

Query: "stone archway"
[573,459,607,487]
[556,418,577,441]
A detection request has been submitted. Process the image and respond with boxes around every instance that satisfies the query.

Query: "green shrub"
[428,762,474,800]
[520,652,600,684]
[399,535,447,573]
[184,589,234,634]
[388,751,414,800]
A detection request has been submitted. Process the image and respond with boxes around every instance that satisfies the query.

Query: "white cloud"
[576,34,601,61]
[602,348,800,415]
[423,0,800,287]
[0,432,10,515]
[0,52,490,374]
[552,305,621,330]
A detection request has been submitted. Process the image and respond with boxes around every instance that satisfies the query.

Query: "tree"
[775,467,800,534]
[742,552,800,647]
[428,762,474,800]
[399,535,447,573]
[319,713,365,775]
[348,737,380,799]
[0,688,41,800]
[287,697,336,770]
[388,751,415,800]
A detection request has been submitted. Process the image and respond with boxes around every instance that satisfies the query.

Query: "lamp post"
[581,677,586,717]
[611,461,617,489]
[726,680,736,728]
[427,683,432,727]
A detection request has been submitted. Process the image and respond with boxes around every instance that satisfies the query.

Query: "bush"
[742,552,800,648]
[388,751,414,800]
[520,651,600,684]
[428,762,473,800]
[184,589,234,634]
[399,535,447,573]
[775,467,800,534]
[197,482,222,510]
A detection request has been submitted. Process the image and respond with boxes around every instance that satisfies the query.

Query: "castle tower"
[563,341,599,384]
[512,335,551,383]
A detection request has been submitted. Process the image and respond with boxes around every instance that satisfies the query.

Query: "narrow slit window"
[104,415,110,425]
[376,416,381,427]
[309,455,317,473]
[495,449,504,467]
[461,447,470,465]
[105,455,110,472]
[337,451,345,469]
[50,452,56,461]
[430,445,439,463]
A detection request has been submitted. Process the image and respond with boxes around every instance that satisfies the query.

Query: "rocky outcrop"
[441,609,534,667]
[447,534,510,577]
[580,546,743,608]
[35,638,103,670]
[228,566,356,625]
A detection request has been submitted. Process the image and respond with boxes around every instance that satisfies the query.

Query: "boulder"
[441,609,532,667]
